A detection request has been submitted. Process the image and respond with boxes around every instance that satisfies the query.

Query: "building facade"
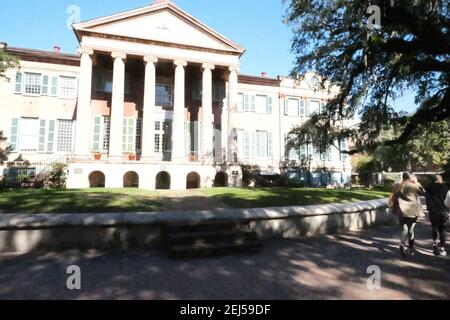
[0,1,351,190]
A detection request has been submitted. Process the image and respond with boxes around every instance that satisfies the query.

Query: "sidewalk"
[0,218,448,300]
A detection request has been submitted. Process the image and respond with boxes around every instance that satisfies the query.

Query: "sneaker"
[400,245,407,257]
[433,244,440,256]
[440,248,447,257]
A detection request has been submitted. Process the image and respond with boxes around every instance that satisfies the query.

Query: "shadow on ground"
[0,220,448,300]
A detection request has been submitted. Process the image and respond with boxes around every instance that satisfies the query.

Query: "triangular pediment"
[73,1,245,54]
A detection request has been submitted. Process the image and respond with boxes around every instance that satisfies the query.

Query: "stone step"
[163,221,261,258]
[167,238,262,259]
[163,221,249,234]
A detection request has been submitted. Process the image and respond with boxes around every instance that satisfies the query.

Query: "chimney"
[261,72,268,78]
[53,46,61,54]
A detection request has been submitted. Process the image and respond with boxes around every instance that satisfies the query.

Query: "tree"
[0,131,10,165]
[0,45,20,80]
[284,0,449,154]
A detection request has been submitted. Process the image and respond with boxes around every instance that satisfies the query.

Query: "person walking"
[396,172,426,257]
[425,175,449,257]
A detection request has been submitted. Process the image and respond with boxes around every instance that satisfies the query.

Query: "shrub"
[44,163,68,189]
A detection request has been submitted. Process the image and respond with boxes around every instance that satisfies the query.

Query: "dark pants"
[430,214,447,247]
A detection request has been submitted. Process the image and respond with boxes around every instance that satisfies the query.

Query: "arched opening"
[156,171,171,190]
[186,172,201,189]
[214,172,228,187]
[123,171,139,188]
[89,171,105,188]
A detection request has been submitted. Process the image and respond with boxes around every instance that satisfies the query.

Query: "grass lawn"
[0,187,389,214]
[202,187,389,209]
[0,188,163,214]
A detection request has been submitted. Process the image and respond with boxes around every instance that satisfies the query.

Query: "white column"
[141,55,158,161]
[74,48,93,159]
[172,59,187,161]
[201,63,215,161]
[108,51,127,160]
[226,66,239,163]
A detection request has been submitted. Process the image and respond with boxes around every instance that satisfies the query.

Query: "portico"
[68,0,244,189]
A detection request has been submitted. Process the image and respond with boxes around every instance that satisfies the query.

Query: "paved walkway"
[0,219,448,300]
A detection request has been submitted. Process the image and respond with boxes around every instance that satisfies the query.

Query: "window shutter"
[47,120,55,152]
[38,119,47,152]
[306,101,311,117]
[128,118,136,153]
[268,132,273,159]
[51,76,58,96]
[191,121,200,155]
[284,98,289,115]
[250,131,256,158]
[237,93,244,112]
[267,96,273,114]
[299,100,305,116]
[15,72,22,93]
[93,116,101,152]
[250,95,256,113]
[42,75,49,95]
[244,130,250,159]
[123,118,135,153]
[244,94,249,112]
[10,118,19,151]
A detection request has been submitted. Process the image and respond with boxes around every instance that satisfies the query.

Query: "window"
[154,120,172,153]
[93,116,110,152]
[286,98,299,116]
[102,117,110,151]
[340,138,348,162]
[255,95,267,114]
[320,148,331,161]
[59,76,77,97]
[156,83,173,107]
[24,73,42,95]
[135,119,142,153]
[19,118,39,151]
[256,131,268,158]
[57,120,74,153]
[308,100,321,116]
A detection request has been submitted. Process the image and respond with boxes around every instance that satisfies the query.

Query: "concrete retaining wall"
[0,199,394,254]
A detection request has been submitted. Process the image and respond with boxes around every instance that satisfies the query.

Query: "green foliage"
[285,0,450,154]
[0,131,10,165]
[44,163,68,189]
[0,48,20,81]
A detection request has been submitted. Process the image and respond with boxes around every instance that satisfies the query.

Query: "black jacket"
[425,183,449,218]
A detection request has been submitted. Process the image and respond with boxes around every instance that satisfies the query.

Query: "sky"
[0,0,417,111]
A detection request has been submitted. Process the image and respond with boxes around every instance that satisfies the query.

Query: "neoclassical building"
[0,0,352,190]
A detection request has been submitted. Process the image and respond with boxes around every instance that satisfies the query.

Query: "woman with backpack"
[391,172,426,257]
[425,175,449,257]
